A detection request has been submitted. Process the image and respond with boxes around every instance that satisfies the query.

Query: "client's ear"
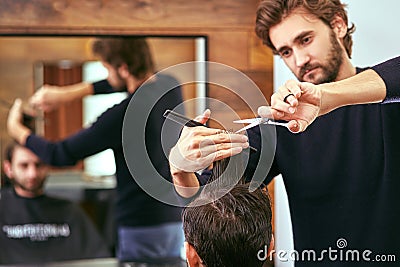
[185,242,203,267]
[267,235,275,257]
[3,160,13,179]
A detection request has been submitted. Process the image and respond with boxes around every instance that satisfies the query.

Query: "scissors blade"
[235,120,265,133]
[266,120,289,128]
[233,118,265,124]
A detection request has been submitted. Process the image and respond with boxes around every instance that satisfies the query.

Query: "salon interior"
[1,0,395,267]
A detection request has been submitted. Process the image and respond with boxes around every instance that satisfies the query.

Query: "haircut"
[255,0,356,58]
[182,156,273,267]
[91,37,155,80]
[4,141,23,163]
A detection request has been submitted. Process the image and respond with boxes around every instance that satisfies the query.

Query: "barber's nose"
[294,49,310,68]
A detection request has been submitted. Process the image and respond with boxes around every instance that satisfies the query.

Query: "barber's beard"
[110,72,127,91]
[298,32,343,84]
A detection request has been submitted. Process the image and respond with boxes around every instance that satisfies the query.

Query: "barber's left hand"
[169,109,249,173]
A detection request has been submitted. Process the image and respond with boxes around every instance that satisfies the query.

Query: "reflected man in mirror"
[0,142,111,264]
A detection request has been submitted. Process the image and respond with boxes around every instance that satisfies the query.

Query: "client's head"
[3,141,48,198]
[182,182,274,267]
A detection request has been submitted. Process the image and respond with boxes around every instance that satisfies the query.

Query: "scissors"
[234,117,290,133]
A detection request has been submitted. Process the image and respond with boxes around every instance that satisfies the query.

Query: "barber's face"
[102,61,127,91]
[269,9,344,84]
[4,147,48,198]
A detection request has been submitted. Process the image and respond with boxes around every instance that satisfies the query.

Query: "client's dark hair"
[182,155,273,267]
[5,141,23,163]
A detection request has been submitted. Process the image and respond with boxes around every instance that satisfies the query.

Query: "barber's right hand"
[30,85,65,112]
[168,109,249,173]
[260,80,321,133]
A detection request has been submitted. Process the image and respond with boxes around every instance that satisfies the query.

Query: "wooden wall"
[0,0,274,193]
[0,0,273,92]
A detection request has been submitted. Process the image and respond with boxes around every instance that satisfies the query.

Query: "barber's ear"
[3,160,12,179]
[331,16,347,38]
[117,63,130,79]
[185,242,202,267]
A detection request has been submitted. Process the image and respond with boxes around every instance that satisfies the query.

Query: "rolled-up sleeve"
[372,56,400,103]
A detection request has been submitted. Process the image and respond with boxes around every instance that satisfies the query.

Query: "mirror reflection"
[0,36,205,266]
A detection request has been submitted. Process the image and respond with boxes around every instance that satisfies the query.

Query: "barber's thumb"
[258,106,272,118]
[195,109,211,124]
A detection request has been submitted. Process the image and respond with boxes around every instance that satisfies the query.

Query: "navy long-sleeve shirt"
[200,56,400,266]
[258,57,400,266]
[26,74,184,227]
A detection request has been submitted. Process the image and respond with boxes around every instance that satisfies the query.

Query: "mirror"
[0,35,207,170]
[0,35,207,262]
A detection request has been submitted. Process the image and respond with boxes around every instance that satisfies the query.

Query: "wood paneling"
[42,62,83,141]
[208,31,249,69]
[208,68,273,131]
[249,32,275,70]
[0,0,259,33]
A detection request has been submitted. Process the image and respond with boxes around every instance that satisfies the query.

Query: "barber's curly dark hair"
[91,37,154,80]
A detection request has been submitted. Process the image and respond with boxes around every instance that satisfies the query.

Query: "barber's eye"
[280,49,291,58]
[302,36,312,45]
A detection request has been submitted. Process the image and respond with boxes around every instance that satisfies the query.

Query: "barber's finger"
[287,120,308,134]
[176,146,243,173]
[180,124,217,138]
[284,80,303,98]
[284,94,298,107]
[208,146,246,162]
[287,120,300,133]
[199,132,248,147]
[269,108,285,119]
[199,142,248,158]
[277,86,298,108]
[192,127,248,141]
[258,106,275,118]
[271,94,296,115]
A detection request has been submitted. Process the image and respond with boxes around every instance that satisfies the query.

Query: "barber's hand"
[7,98,23,128]
[7,99,31,144]
[259,80,321,133]
[30,85,66,112]
[169,109,249,173]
